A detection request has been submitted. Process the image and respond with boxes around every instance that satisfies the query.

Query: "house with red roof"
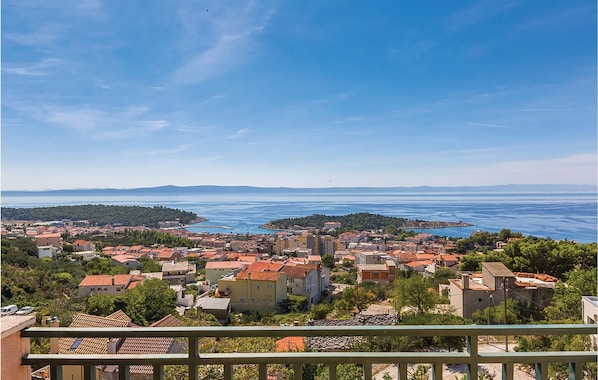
[281,263,326,306]
[356,260,397,286]
[205,261,250,286]
[78,274,143,297]
[111,254,142,270]
[217,262,288,313]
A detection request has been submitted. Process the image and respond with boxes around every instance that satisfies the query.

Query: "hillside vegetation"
[262,212,470,232]
[1,204,202,228]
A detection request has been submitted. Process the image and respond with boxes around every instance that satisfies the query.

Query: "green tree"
[321,253,336,269]
[459,252,484,272]
[392,274,437,316]
[125,279,177,325]
[85,293,117,316]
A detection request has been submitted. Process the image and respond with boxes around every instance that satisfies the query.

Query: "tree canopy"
[1,204,202,228]
[263,212,469,231]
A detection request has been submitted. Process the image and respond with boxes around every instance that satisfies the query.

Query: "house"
[35,233,62,250]
[448,262,558,319]
[354,251,387,265]
[162,261,196,286]
[37,245,57,259]
[78,274,142,297]
[356,260,397,286]
[204,261,249,286]
[217,262,288,313]
[41,311,130,380]
[281,263,325,305]
[111,254,142,270]
[72,239,95,252]
[194,297,231,324]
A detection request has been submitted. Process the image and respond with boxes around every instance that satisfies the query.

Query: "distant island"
[0,204,204,228]
[261,212,472,232]
[2,183,596,196]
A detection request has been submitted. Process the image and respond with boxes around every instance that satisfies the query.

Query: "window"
[70,338,83,350]
[240,297,245,303]
[255,284,260,289]
[268,284,273,288]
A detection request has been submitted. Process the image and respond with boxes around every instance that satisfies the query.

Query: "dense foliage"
[1,204,201,228]
[266,212,423,231]
[85,279,177,326]
[76,229,196,248]
[1,237,85,321]
[458,235,597,278]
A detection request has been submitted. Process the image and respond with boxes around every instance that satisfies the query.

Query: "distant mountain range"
[2,184,596,196]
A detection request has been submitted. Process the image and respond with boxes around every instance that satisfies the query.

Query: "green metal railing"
[22,324,597,380]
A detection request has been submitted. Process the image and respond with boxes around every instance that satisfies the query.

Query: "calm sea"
[1,191,596,243]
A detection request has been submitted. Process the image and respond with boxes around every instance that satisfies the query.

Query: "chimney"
[462,274,469,290]
[107,338,118,354]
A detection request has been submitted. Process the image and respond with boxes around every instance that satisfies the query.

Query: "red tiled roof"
[246,261,284,272]
[79,275,113,287]
[60,313,129,355]
[406,260,433,268]
[281,265,311,279]
[237,270,282,281]
[113,274,133,286]
[276,337,305,352]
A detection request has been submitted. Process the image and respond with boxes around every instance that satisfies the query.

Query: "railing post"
[363,362,373,380]
[501,362,513,380]
[568,362,582,380]
[83,364,96,380]
[398,364,407,380]
[466,333,478,380]
[294,363,302,380]
[224,364,233,380]
[329,363,337,380]
[119,364,130,380]
[50,365,62,380]
[432,362,443,380]
[152,364,163,380]
[189,336,198,380]
[535,362,547,380]
[259,363,268,380]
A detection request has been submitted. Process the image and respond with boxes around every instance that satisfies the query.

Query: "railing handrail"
[21,323,598,338]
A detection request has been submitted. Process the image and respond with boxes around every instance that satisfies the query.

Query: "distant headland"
[2,184,596,196]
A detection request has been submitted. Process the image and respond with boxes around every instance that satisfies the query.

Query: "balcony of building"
[2,315,597,380]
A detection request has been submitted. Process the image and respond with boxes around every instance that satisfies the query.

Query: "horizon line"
[2,183,597,193]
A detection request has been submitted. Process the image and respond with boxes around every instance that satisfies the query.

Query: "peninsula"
[260,212,472,231]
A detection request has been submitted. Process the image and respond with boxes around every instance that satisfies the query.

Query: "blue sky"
[2,1,596,190]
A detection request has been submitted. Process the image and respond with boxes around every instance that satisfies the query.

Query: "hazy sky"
[2,1,596,190]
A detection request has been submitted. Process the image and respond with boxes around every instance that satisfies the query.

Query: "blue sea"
[1,191,596,243]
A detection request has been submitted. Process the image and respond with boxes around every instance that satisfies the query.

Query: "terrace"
[3,316,597,380]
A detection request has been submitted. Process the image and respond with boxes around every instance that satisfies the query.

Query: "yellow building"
[217,262,288,313]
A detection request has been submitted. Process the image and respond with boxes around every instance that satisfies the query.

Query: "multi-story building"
[356,260,397,286]
[217,262,287,313]
[448,262,557,319]
[281,264,325,305]
[204,261,249,286]
[161,261,196,286]
[35,233,62,251]
[78,274,143,297]
[354,251,387,265]
[319,235,336,256]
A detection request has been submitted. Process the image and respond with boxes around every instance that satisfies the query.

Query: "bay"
[1,191,596,243]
